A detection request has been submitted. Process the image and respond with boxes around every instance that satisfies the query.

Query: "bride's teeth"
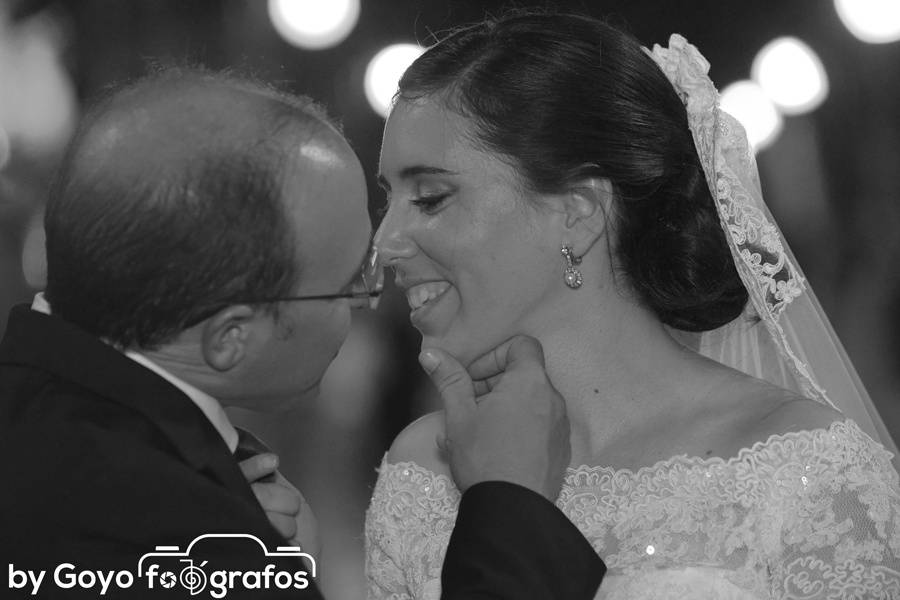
[406,281,450,310]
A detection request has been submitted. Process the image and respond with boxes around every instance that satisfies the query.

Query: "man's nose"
[373,208,416,265]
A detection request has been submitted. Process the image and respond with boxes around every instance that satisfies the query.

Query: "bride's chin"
[419,335,483,370]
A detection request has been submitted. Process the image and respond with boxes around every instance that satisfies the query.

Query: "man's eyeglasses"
[239,245,384,311]
[186,246,384,327]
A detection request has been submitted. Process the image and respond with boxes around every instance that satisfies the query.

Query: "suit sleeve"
[2,418,324,599]
[441,481,605,600]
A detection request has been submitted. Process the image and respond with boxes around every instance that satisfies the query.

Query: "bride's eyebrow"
[376,165,459,191]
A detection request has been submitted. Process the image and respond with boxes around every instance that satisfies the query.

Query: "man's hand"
[419,335,571,501]
[239,454,320,558]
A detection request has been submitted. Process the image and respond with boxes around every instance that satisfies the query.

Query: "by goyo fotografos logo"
[8,534,315,597]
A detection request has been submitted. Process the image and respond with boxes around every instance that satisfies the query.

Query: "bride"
[365,11,900,600]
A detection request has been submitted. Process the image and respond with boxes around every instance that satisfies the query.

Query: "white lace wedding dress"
[365,419,900,599]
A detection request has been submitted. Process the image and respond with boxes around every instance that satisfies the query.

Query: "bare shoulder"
[728,383,846,452]
[756,395,845,433]
[385,410,452,478]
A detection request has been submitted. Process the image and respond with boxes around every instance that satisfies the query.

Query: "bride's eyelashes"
[373,191,451,218]
[411,193,450,215]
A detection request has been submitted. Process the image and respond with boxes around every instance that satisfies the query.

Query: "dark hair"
[44,67,337,348]
[399,12,747,332]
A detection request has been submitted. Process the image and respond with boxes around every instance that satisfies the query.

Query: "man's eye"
[411,193,450,215]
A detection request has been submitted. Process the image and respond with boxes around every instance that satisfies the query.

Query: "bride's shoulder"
[385,410,452,478]
[723,379,846,454]
[755,394,845,431]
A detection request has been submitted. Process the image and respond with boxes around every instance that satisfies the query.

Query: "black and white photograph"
[1,1,899,598]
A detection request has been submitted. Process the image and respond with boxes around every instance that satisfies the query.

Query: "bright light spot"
[0,127,10,170]
[720,80,783,152]
[267,0,360,50]
[0,10,77,155]
[646,545,656,556]
[835,0,900,44]
[21,214,46,289]
[752,37,829,115]
[364,43,424,118]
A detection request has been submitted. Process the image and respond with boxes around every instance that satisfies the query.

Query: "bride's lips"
[399,279,453,326]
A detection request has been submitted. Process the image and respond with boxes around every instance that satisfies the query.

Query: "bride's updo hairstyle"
[397,12,748,332]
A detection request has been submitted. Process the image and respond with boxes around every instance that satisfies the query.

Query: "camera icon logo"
[137,534,315,597]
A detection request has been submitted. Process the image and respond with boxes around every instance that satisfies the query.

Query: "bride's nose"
[374,206,417,265]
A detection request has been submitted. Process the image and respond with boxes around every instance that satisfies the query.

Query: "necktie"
[234,426,273,462]
[236,427,316,556]
[234,427,277,483]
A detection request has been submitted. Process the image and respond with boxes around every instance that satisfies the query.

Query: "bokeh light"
[835,0,900,44]
[720,80,784,152]
[267,0,360,50]
[0,10,76,156]
[364,43,424,118]
[752,37,829,115]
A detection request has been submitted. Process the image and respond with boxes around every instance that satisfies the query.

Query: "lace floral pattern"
[647,35,836,406]
[646,34,804,321]
[365,420,900,599]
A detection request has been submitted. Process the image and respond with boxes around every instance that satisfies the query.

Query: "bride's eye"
[411,193,450,215]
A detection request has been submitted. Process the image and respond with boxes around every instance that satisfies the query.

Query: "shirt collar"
[30,293,239,453]
[31,292,51,315]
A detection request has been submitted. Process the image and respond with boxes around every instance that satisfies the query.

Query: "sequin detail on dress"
[365,420,900,599]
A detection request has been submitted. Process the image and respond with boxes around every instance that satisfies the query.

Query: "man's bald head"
[68,69,337,186]
[45,68,347,349]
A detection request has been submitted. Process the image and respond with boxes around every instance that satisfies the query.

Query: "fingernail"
[418,350,440,373]
[267,454,279,469]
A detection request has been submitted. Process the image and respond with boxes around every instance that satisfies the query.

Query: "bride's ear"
[559,176,615,256]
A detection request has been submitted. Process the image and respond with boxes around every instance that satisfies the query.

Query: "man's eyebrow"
[376,166,459,191]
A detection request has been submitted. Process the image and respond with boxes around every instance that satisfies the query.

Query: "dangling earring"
[561,245,583,289]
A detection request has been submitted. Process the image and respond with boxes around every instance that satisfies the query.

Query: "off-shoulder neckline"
[381,418,872,483]
[566,418,867,479]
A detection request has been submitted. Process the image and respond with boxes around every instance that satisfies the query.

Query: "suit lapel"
[0,306,258,506]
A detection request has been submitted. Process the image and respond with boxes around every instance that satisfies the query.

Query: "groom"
[0,69,604,598]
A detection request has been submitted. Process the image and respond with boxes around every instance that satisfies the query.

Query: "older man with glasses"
[0,68,604,599]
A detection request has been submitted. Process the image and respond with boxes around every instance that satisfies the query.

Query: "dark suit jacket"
[0,306,603,599]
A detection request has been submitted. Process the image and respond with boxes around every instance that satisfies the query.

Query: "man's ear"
[560,177,615,257]
[201,305,257,372]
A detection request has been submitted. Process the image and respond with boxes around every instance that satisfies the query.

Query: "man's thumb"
[419,348,475,417]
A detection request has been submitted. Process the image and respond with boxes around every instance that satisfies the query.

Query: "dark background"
[1,1,898,597]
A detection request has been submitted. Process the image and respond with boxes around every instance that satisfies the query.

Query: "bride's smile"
[374,98,575,366]
[402,279,451,316]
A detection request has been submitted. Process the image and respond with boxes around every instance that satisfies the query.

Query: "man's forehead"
[282,131,363,213]
[294,136,350,169]
[285,138,371,284]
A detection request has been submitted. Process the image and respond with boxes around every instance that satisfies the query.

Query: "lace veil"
[647,35,899,460]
